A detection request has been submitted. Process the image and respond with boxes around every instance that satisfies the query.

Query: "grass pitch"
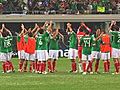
[0,58,120,90]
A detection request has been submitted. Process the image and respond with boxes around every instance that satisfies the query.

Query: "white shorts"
[49,50,59,60]
[35,50,37,60]
[91,51,101,59]
[101,52,110,60]
[25,53,35,61]
[36,50,49,61]
[111,48,120,58]
[18,50,25,59]
[0,52,13,62]
[82,54,92,61]
[119,49,120,58]
[68,48,76,59]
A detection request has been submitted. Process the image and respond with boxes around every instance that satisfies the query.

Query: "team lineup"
[0,20,120,75]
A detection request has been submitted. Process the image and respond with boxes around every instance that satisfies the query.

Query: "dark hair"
[111,25,119,31]
[38,29,44,34]
[52,29,57,32]
[2,31,9,37]
[102,30,106,34]
[28,32,33,37]
[85,30,90,35]
[80,26,85,32]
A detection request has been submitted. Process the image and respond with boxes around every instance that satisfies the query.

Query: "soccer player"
[77,23,85,73]
[35,21,52,74]
[23,24,39,72]
[0,24,14,73]
[100,31,111,73]
[24,28,36,73]
[108,21,120,74]
[17,24,26,72]
[80,30,93,75]
[77,22,92,73]
[66,23,77,73]
[48,28,61,72]
[91,28,103,73]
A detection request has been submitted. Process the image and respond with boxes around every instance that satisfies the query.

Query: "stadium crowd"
[0,20,120,75]
[0,0,120,14]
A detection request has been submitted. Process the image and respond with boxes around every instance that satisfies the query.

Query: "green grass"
[0,58,120,90]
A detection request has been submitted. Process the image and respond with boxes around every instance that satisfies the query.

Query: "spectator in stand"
[0,0,120,14]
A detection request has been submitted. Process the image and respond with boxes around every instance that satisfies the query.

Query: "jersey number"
[84,39,91,47]
[39,39,43,45]
[4,40,11,48]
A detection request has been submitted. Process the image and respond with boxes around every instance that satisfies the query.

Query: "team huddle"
[0,20,120,75]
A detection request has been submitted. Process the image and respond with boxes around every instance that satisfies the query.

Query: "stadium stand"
[0,0,119,14]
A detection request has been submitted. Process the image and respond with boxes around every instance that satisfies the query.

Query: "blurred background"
[0,0,119,14]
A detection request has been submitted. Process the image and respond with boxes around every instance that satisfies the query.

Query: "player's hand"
[45,21,49,25]
[67,23,71,27]
[35,23,38,28]
[21,24,24,29]
[111,20,115,23]
[81,22,85,26]
[2,24,5,28]
[111,20,116,25]
[50,21,53,24]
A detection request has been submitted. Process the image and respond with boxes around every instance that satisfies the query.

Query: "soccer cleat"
[23,70,27,72]
[82,72,87,75]
[42,71,48,75]
[6,70,12,73]
[94,72,100,74]
[11,70,15,73]
[18,69,22,72]
[90,72,93,74]
[112,72,119,75]
[32,69,35,73]
[38,71,42,74]
[68,70,77,73]
[103,72,109,74]
[53,70,57,72]
[48,69,53,73]
[2,71,6,74]
[68,70,73,73]
[73,70,78,74]
[35,71,39,73]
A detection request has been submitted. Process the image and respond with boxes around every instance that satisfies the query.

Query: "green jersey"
[36,32,49,50]
[17,35,21,42]
[117,32,120,49]
[24,35,28,43]
[91,35,101,51]
[80,35,93,55]
[0,36,13,53]
[69,31,77,49]
[49,35,60,50]
[110,30,120,49]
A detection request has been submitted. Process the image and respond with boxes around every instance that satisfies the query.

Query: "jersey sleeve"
[25,35,28,43]
[17,35,21,42]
